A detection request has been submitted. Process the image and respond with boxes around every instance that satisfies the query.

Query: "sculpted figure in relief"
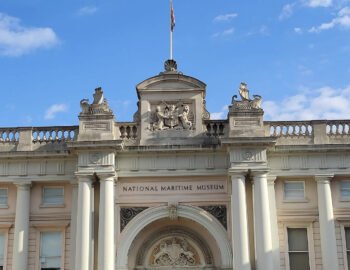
[152,237,196,266]
[150,102,194,131]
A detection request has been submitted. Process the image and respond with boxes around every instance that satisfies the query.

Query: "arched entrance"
[116,205,232,270]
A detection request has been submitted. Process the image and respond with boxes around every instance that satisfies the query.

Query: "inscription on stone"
[118,180,227,195]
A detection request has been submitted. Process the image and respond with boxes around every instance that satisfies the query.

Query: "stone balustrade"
[0,128,20,143]
[326,120,350,136]
[266,121,313,137]
[32,126,78,143]
[0,126,78,146]
[1,120,350,150]
[117,122,138,139]
[204,120,227,137]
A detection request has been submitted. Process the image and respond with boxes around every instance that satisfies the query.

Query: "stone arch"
[135,227,214,267]
[116,205,233,269]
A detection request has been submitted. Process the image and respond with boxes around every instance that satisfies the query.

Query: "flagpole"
[170,0,173,60]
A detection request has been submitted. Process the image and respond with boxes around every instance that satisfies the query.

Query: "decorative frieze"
[78,152,115,167]
[57,161,65,175]
[120,207,148,231]
[230,148,266,163]
[19,162,28,176]
[0,162,9,176]
[199,205,227,229]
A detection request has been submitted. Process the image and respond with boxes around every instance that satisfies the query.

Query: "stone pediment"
[136,74,206,95]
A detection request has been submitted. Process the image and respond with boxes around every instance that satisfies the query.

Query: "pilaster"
[315,174,339,270]
[70,180,78,270]
[267,175,280,270]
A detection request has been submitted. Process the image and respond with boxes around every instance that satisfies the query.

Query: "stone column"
[98,174,115,270]
[12,181,31,270]
[230,172,251,270]
[70,181,79,270]
[315,175,339,270]
[267,175,280,270]
[75,176,93,270]
[252,172,274,270]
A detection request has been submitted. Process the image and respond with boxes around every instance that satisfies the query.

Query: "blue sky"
[0,0,350,127]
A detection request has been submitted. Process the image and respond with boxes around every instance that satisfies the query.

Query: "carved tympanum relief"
[149,102,194,131]
[151,237,199,267]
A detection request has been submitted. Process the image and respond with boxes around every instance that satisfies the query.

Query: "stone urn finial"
[164,59,178,72]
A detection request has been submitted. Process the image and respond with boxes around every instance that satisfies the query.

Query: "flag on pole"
[170,1,175,32]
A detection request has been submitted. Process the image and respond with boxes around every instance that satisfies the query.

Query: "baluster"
[132,126,137,139]
[55,129,59,141]
[5,131,10,142]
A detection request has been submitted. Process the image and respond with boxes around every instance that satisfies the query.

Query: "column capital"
[250,169,270,181]
[13,181,32,190]
[97,172,116,182]
[267,175,277,185]
[314,174,334,184]
[75,172,93,183]
[228,169,247,178]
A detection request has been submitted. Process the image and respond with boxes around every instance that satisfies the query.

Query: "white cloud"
[44,104,68,120]
[309,6,350,32]
[279,3,296,20]
[305,0,333,7]
[210,106,229,120]
[264,85,350,120]
[294,27,303,33]
[77,6,98,16]
[213,13,238,22]
[0,13,59,56]
[211,28,235,38]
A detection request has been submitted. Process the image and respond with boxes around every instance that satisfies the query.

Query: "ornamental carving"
[149,102,194,131]
[199,205,227,229]
[120,207,148,231]
[80,87,113,115]
[231,82,262,111]
[151,237,199,267]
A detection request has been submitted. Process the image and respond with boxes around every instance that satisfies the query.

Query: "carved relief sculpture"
[152,237,198,267]
[150,102,194,131]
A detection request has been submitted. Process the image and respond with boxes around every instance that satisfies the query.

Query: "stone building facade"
[0,60,350,270]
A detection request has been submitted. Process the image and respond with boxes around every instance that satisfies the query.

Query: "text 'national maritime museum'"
[1,59,350,270]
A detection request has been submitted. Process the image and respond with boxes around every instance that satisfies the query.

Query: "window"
[345,227,350,270]
[0,189,8,206]
[40,232,62,270]
[340,181,350,199]
[287,228,310,270]
[0,233,4,270]
[42,187,64,205]
[284,181,305,200]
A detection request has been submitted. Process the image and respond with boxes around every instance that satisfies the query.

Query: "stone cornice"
[67,140,123,151]
[221,137,277,147]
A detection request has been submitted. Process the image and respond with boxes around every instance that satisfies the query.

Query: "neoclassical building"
[0,59,350,270]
